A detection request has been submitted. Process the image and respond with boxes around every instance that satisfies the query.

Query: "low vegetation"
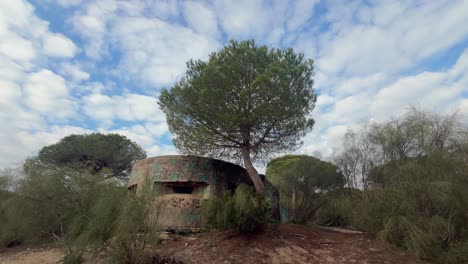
[266,155,345,223]
[320,108,468,263]
[0,134,160,264]
[203,184,273,233]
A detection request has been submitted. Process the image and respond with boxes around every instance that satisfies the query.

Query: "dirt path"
[0,224,425,264]
[156,224,426,264]
[0,243,62,264]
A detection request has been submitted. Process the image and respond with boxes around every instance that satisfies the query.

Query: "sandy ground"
[155,224,426,264]
[0,243,62,264]
[0,224,426,264]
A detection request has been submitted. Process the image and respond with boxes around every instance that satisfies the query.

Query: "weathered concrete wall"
[128,155,279,230]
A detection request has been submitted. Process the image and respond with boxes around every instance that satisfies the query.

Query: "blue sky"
[1,0,468,169]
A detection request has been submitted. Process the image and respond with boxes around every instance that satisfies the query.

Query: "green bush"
[378,216,440,259]
[316,181,468,262]
[0,158,161,264]
[107,186,160,264]
[203,184,272,233]
[266,155,345,224]
[445,241,468,264]
[62,176,159,264]
[0,196,38,247]
[63,251,84,264]
[314,189,355,227]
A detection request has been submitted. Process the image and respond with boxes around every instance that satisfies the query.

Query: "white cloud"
[213,0,317,43]
[0,34,36,62]
[82,93,166,125]
[459,99,468,123]
[70,0,117,59]
[1,0,468,169]
[144,122,169,138]
[60,62,89,82]
[24,70,75,118]
[285,0,319,31]
[316,94,336,108]
[113,16,220,85]
[182,1,220,38]
[18,125,93,156]
[147,144,177,157]
[71,1,221,85]
[332,73,387,98]
[371,50,468,120]
[97,122,172,157]
[56,0,83,8]
[302,48,468,158]
[102,127,155,149]
[316,0,468,77]
[0,0,77,63]
[42,33,78,58]
[0,80,21,110]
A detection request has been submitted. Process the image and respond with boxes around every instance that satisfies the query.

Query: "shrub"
[203,184,272,233]
[266,155,345,224]
[0,159,161,264]
[0,197,38,247]
[106,178,160,264]
[314,189,354,227]
[60,176,159,264]
[445,241,468,264]
[378,216,440,259]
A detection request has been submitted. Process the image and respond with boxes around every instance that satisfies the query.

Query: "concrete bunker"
[128,155,279,230]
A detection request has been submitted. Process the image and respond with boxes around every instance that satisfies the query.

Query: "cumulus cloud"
[24,70,75,118]
[0,0,83,167]
[71,0,221,85]
[316,0,468,77]
[182,1,220,38]
[213,0,318,43]
[1,0,468,169]
[60,62,90,82]
[82,93,166,125]
[300,48,468,158]
[113,16,220,85]
[42,33,78,58]
[56,0,83,8]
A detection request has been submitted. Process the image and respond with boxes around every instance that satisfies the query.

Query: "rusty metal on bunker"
[128,155,280,230]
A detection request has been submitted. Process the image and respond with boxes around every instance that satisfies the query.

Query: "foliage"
[266,155,344,223]
[0,171,13,204]
[159,40,317,191]
[203,184,272,233]
[322,108,468,263]
[333,107,464,188]
[107,177,160,264]
[445,241,468,264]
[37,133,146,181]
[0,173,10,191]
[0,140,159,263]
[0,159,92,247]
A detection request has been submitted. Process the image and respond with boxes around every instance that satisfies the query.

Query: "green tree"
[37,133,146,181]
[159,40,317,191]
[266,155,345,223]
[323,108,468,262]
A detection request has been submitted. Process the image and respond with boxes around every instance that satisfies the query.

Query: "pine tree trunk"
[241,147,265,192]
